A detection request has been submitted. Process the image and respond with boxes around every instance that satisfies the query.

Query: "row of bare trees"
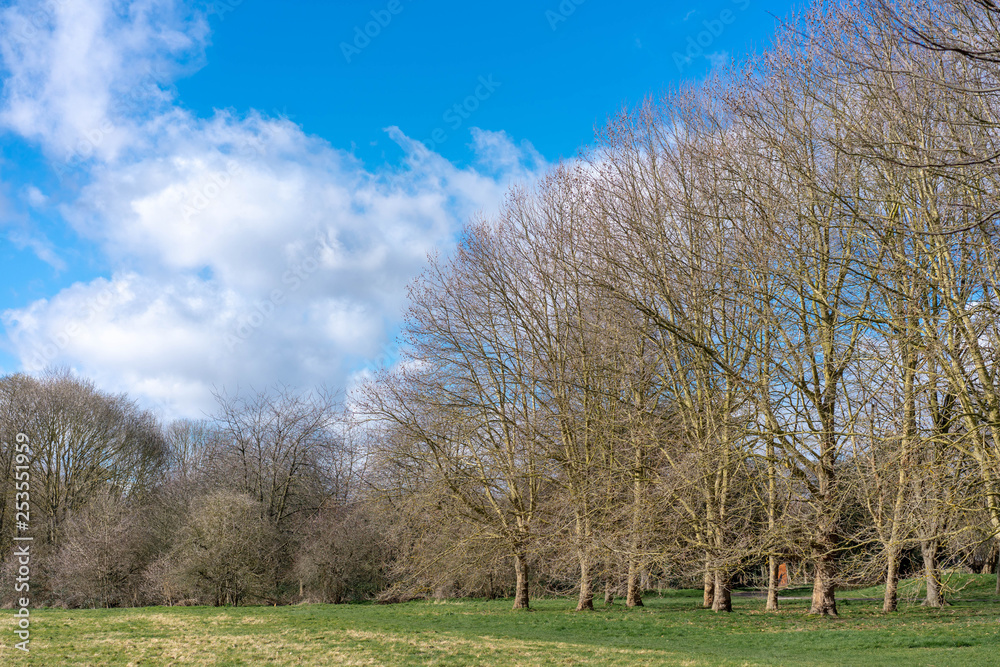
[360,0,1000,615]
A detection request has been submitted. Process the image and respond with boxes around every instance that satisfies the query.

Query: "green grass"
[3,577,1000,666]
[849,572,1000,602]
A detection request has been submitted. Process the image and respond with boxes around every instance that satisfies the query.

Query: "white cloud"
[0,1,547,420]
[23,185,48,208]
[0,185,65,271]
[6,228,68,272]
[0,0,208,162]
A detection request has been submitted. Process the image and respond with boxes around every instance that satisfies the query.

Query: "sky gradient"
[0,0,797,420]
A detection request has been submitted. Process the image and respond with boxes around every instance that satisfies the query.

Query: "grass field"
[2,577,1000,666]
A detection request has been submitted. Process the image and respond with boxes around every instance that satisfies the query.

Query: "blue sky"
[0,0,796,419]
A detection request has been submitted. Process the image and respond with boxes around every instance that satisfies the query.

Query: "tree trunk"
[604,582,614,606]
[988,502,1000,596]
[512,551,530,610]
[711,571,732,613]
[921,540,946,607]
[766,556,779,612]
[765,437,779,613]
[626,557,644,607]
[995,548,1000,596]
[576,551,594,611]
[883,547,900,613]
[809,558,838,616]
[626,441,645,609]
[979,540,997,575]
[884,349,915,616]
[702,563,714,608]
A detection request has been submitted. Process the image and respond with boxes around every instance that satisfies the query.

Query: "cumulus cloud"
[0,0,547,420]
[0,0,208,163]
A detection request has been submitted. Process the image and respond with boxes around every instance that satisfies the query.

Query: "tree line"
[360,0,1000,615]
[3,0,1000,615]
[0,372,382,608]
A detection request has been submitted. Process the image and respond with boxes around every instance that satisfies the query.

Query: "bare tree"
[169,490,278,607]
[360,221,547,610]
[210,386,341,528]
[293,502,389,603]
[11,370,167,545]
[51,490,152,608]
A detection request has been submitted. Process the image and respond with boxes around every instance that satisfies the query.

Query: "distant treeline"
[0,372,385,608]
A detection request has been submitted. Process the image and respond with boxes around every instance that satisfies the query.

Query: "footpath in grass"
[2,578,999,666]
